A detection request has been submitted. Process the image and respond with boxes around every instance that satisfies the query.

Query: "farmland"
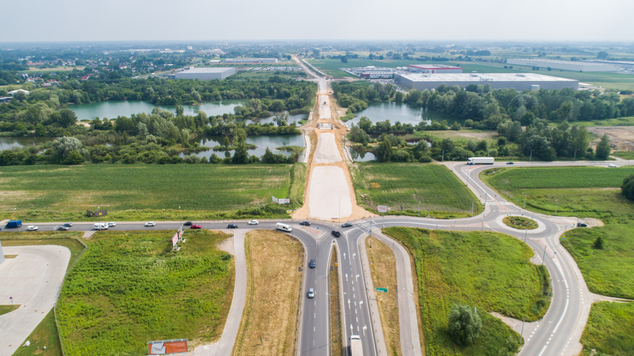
[383,227,550,356]
[353,163,482,218]
[57,230,234,355]
[580,301,634,356]
[0,164,299,221]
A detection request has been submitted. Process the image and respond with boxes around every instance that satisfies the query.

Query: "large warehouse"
[507,58,619,72]
[408,64,463,73]
[171,67,236,80]
[395,73,579,91]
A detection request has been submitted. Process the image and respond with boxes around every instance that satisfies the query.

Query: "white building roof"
[399,73,577,83]
[179,67,234,74]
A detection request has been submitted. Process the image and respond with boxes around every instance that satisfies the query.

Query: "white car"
[26,225,38,231]
[107,222,116,227]
[608,164,618,168]
[247,220,259,225]
[145,222,156,227]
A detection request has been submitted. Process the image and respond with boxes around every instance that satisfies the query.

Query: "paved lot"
[313,133,342,164]
[0,245,70,356]
[308,166,352,220]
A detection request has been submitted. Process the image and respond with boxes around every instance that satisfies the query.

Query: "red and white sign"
[172,233,179,247]
[377,205,388,213]
[148,339,188,354]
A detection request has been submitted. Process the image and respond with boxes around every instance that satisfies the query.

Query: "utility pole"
[418,201,420,217]
[471,201,474,217]
[481,214,484,231]
[574,149,578,161]
[519,318,525,344]
[554,199,559,216]
[542,244,547,265]
[529,149,533,162]
[442,150,445,162]
[524,225,528,243]
[523,192,527,209]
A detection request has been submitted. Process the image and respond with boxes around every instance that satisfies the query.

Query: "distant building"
[394,73,579,91]
[8,89,29,96]
[408,64,463,74]
[507,58,619,72]
[170,67,236,80]
[0,97,11,103]
[341,66,399,78]
[224,58,279,64]
[590,60,634,70]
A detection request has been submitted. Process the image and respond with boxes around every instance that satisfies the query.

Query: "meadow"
[580,301,634,356]
[0,164,299,221]
[613,150,634,159]
[383,227,550,356]
[353,163,483,218]
[57,230,234,355]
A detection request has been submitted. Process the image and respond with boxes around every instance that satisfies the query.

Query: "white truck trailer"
[350,335,363,356]
[467,157,494,165]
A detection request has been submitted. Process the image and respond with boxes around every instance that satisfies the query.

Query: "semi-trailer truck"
[350,335,363,356]
[467,157,494,165]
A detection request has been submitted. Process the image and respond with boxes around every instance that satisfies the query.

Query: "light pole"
[554,199,559,216]
[529,149,534,162]
[523,192,527,209]
[574,149,578,161]
[418,201,420,216]
[97,206,100,224]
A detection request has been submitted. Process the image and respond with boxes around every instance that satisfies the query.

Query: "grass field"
[233,230,303,356]
[503,216,538,230]
[57,230,234,355]
[353,163,483,218]
[613,150,634,159]
[383,227,549,356]
[307,58,417,77]
[329,248,343,356]
[580,301,634,356]
[572,116,634,127]
[0,164,298,221]
[12,310,63,356]
[0,304,19,316]
[289,163,306,206]
[366,237,401,356]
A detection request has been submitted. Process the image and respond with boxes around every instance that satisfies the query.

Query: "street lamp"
[554,199,559,216]
[529,149,534,162]
[523,192,527,209]
[574,149,578,161]
[418,201,420,216]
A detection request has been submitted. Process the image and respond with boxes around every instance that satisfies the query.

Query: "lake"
[182,135,305,159]
[346,102,455,127]
[0,137,54,150]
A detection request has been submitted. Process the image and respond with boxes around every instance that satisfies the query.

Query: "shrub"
[448,304,482,346]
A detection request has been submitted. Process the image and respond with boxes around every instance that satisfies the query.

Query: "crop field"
[0,164,296,221]
[353,163,482,218]
[580,301,634,356]
[484,166,634,190]
[307,58,417,77]
[57,230,234,355]
[383,227,550,356]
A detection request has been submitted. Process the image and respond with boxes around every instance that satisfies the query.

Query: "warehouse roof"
[178,67,234,74]
[509,58,616,67]
[398,73,577,82]
[408,64,462,70]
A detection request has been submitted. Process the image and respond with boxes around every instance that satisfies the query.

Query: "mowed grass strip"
[0,164,293,220]
[353,163,482,217]
[580,301,634,356]
[383,227,550,356]
[366,237,402,356]
[233,230,303,356]
[12,309,63,356]
[57,230,234,356]
[0,304,19,316]
[0,231,86,267]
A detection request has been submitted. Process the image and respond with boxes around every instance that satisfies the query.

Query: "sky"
[2,0,634,43]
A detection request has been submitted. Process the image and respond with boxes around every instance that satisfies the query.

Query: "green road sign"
[376,287,388,292]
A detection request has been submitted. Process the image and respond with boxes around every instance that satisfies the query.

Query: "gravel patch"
[313,133,342,164]
[308,166,352,220]
[319,95,331,119]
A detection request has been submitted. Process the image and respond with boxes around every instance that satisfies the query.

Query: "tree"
[57,108,78,128]
[595,134,611,160]
[621,174,634,201]
[394,91,404,104]
[341,56,348,63]
[593,236,604,250]
[231,142,249,164]
[373,136,393,162]
[448,304,482,346]
[63,150,85,165]
[597,51,609,59]
[51,136,88,163]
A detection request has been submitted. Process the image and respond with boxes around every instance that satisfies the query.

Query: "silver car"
[307,288,315,299]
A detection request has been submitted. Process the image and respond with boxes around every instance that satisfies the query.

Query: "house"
[8,89,30,96]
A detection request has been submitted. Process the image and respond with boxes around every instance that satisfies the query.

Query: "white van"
[93,223,108,230]
[276,223,292,232]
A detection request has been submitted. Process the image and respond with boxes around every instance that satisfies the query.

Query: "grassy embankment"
[482,166,634,355]
[329,247,343,356]
[383,227,550,356]
[579,301,634,356]
[613,150,634,159]
[366,237,402,356]
[233,230,303,356]
[0,305,19,316]
[0,163,305,222]
[352,163,483,218]
[57,230,234,355]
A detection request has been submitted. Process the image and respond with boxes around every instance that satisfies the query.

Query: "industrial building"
[408,64,463,73]
[394,73,579,91]
[590,60,634,70]
[506,59,619,72]
[341,66,398,79]
[224,58,279,64]
[170,67,236,80]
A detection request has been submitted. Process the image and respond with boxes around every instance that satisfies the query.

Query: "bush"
[419,155,432,163]
[621,174,634,201]
[448,304,482,346]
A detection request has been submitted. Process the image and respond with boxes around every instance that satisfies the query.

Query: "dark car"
[299,221,311,226]
[577,222,588,227]
[227,224,238,229]
[331,230,341,237]
[63,223,73,228]
[341,222,353,228]
[57,226,69,231]
[507,162,514,165]
[191,224,202,229]
[309,259,316,268]
[184,221,193,226]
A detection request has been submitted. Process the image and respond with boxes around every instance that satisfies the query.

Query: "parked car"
[309,259,316,268]
[26,225,38,231]
[107,222,116,227]
[299,221,311,226]
[577,222,588,228]
[145,221,156,227]
[183,221,193,226]
[56,226,69,231]
[507,162,514,165]
[227,224,238,229]
[63,223,73,228]
[191,224,202,229]
[247,220,259,225]
[341,222,353,228]
[307,288,315,299]
[331,230,341,237]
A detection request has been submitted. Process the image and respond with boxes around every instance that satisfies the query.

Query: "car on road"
[107,222,116,227]
[183,221,192,226]
[307,288,315,299]
[247,220,259,225]
[190,224,202,229]
[299,221,311,226]
[608,164,618,168]
[507,162,514,165]
[577,222,588,227]
[26,225,38,231]
[309,259,316,268]
[331,230,341,237]
[227,224,238,229]
[56,226,69,231]
[145,221,156,227]
[63,223,73,228]
[341,222,353,228]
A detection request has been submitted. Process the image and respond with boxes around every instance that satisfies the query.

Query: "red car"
[190,224,202,229]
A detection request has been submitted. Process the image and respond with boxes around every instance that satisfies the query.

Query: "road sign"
[376,287,387,292]
[378,205,388,213]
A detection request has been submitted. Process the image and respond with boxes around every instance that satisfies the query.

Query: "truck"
[467,157,494,165]
[276,222,292,232]
[350,335,363,356]
[5,220,22,229]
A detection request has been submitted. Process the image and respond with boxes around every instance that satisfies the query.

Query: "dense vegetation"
[57,230,234,355]
[383,227,550,356]
[580,301,634,356]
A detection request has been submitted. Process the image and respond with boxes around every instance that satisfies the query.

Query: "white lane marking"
[552,297,570,334]
[537,345,547,356]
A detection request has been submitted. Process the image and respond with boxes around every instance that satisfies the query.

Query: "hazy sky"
[3,0,633,43]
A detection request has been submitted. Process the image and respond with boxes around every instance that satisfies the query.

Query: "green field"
[12,310,63,356]
[353,163,482,218]
[383,227,550,355]
[613,150,634,159]
[0,164,299,221]
[307,58,417,77]
[580,302,634,356]
[570,116,634,127]
[57,230,234,355]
